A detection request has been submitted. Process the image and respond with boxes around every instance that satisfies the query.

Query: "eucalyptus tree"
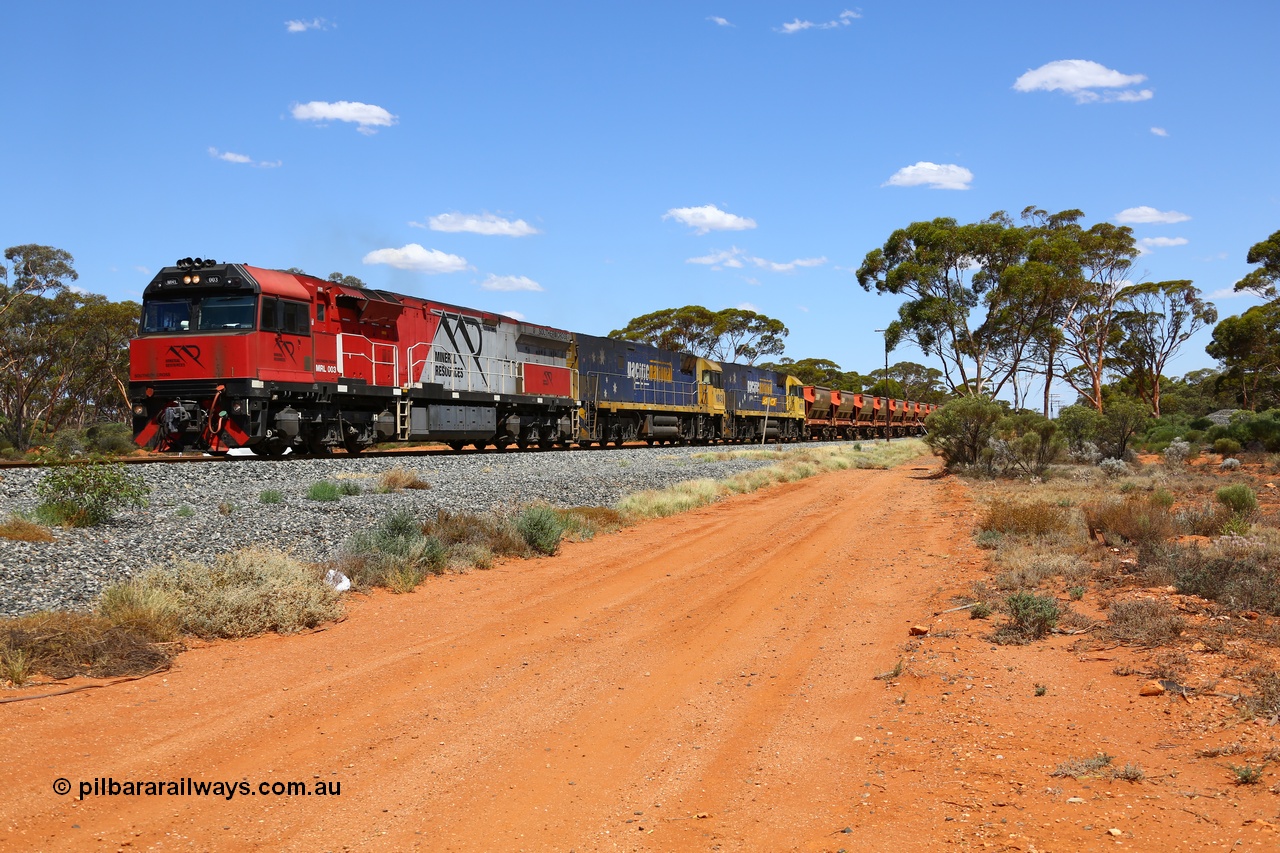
[1052,222,1140,413]
[1206,302,1280,410]
[856,213,1036,399]
[1114,280,1216,417]
[1,244,77,319]
[1233,229,1280,299]
[609,306,787,364]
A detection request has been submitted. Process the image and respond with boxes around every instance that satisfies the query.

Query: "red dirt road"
[4,459,1279,851]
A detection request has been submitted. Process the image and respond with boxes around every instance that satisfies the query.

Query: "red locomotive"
[129,259,933,454]
[131,259,575,455]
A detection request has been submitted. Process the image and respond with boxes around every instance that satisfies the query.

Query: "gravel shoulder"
[0,443,832,617]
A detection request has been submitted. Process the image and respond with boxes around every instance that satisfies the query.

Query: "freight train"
[128,260,934,455]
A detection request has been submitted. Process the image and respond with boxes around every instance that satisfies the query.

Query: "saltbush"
[344,510,447,591]
[517,505,566,555]
[1163,439,1192,467]
[994,592,1060,644]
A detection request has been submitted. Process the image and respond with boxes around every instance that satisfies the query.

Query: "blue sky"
[4,3,1278,393]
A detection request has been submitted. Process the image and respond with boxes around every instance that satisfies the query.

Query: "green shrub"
[1057,405,1104,453]
[259,489,283,504]
[175,505,195,518]
[307,481,341,501]
[994,592,1060,644]
[343,511,447,591]
[1216,484,1258,516]
[35,460,150,526]
[923,397,1006,469]
[85,423,137,456]
[1214,438,1243,456]
[337,481,363,496]
[994,412,1064,477]
[517,505,565,555]
[1097,399,1150,460]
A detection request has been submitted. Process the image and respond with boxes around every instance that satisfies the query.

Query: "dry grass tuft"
[1050,752,1114,778]
[979,499,1071,537]
[423,509,531,558]
[128,548,343,638]
[1083,495,1176,548]
[377,467,432,492]
[1106,599,1186,647]
[0,611,172,681]
[0,514,55,542]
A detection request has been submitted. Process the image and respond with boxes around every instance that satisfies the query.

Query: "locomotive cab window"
[261,298,311,335]
[197,296,257,330]
[701,370,723,388]
[141,295,254,334]
[141,299,191,333]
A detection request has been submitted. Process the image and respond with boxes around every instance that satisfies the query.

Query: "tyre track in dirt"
[3,458,971,852]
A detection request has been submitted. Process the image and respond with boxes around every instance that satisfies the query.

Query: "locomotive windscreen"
[140,295,258,333]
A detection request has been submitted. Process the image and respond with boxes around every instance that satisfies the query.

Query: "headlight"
[133,405,147,416]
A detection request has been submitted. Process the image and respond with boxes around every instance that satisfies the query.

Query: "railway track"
[0,436,904,469]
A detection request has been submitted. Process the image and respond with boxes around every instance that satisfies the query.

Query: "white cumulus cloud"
[208,147,281,168]
[480,274,543,292]
[736,302,760,312]
[778,10,859,33]
[751,255,827,273]
[1115,206,1190,225]
[285,18,330,33]
[665,204,757,235]
[708,16,733,26]
[1209,288,1247,300]
[415,212,539,236]
[1013,59,1152,103]
[1137,236,1189,254]
[500,310,527,321]
[1151,127,1169,137]
[362,244,468,274]
[686,247,825,272]
[291,101,397,135]
[882,162,973,190]
[687,248,746,268]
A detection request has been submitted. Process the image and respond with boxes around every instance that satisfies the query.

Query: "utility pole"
[874,328,891,443]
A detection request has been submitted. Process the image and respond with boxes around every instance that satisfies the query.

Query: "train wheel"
[516,438,529,451]
[342,438,364,456]
[255,439,287,458]
[448,441,465,451]
[473,441,488,451]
